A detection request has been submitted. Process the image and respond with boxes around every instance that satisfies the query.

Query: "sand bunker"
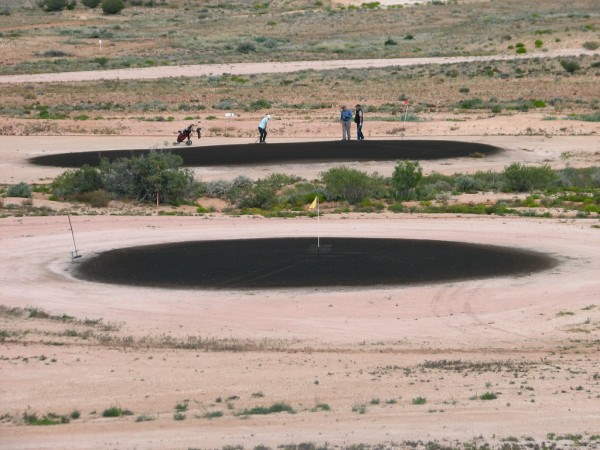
[29,140,501,168]
[74,237,555,289]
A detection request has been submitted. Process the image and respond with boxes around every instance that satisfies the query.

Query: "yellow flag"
[308,196,318,210]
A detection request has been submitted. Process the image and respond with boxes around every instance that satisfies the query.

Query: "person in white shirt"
[258,114,271,143]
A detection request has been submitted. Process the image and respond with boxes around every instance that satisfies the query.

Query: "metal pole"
[317,197,320,249]
[67,215,80,259]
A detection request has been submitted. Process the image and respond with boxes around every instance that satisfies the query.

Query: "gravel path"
[0,49,595,84]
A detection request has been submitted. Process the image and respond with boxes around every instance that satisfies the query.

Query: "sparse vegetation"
[237,402,295,416]
[102,407,133,417]
[412,397,427,405]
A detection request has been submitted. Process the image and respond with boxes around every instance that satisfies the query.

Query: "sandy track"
[0,49,596,84]
[1,215,600,449]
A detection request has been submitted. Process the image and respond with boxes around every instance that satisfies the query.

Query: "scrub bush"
[236,180,278,209]
[391,160,422,200]
[560,60,580,74]
[100,152,194,204]
[82,0,101,7]
[503,163,557,192]
[454,175,480,193]
[101,0,124,14]
[51,166,103,198]
[322,167,376,204]
[38,0,67,11]
[7,182,32,198]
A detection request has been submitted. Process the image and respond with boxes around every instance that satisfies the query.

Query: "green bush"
[454,175,479,193]
[38,0,68,11]
[384,37,397,46]
[82,0,101,7]
[322,167,375,204]
[560,59,580,74]
[7,182,32,198]
[101,0,124,14]
[100,152,194,204]
[236,180,278,209]
[102,407,132,417]
[583,41,599,51]
[392,161,422,200]
[248,99,272,110]
[534,39,543,48]
[76,189,111,207]
[51,166,103,198]
[516,47,527,54]
[503,163,558,192]
[237,42,256,53]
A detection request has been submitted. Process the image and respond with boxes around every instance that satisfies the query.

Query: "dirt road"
[0,49,596,84]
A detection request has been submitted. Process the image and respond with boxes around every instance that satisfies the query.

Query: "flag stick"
[67,214,81,259]
[317,196,320,249]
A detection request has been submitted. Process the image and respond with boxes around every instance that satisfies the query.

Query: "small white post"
[98,39,103,50]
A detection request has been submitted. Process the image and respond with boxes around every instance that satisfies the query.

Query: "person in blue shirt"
[340,106,353,141]
[258,114,271,143]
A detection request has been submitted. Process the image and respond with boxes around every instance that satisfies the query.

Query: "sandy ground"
[2,134,599,184]
[0,49,596,84]
[0,214,599,449]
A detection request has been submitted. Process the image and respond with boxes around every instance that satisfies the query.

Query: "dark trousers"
[356,123,364,140]
[258,127,267,142]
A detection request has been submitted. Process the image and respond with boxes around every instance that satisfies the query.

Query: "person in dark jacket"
[354,104,364,140]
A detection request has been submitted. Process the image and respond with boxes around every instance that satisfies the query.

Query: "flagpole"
[317,196,320,249]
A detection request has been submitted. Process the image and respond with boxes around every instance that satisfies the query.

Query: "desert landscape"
[1,0,599,449]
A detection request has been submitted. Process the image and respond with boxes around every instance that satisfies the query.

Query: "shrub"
[100,152,195,204]
[41,50,71,57]
[102,407,132,417]
[384,37,397,46]
[454,175,479,193]
[516,47,527,54]
[479,392,498,400]
[38,0,67,11]
[101,0,124,14]
[82,0,101,7]
[51,166,103,198]
[583,41,599,51]
[502,163,558,192]
[391,161,422,200]
[76,189,111,207]
[534,39,543,48]
[7,182,32,198]
[560,59,580,74]
[237,180,277,209]
[238,402,295,416]
[237,42,256,53]
[412,397,427,405]
[459,87,470,94]
[404,34,414,40]
[322,167,375,204]
[248,99,272,110]
[213,98,239,110]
